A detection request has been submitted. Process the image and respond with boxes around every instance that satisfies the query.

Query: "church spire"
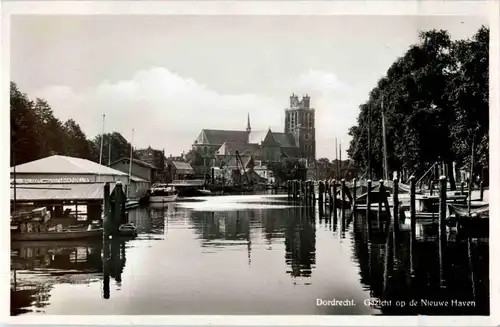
[246,113,251,133]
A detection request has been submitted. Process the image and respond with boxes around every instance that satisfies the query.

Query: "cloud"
[34,67,357,159]
[34,67,283,156]
[296,69,348,95]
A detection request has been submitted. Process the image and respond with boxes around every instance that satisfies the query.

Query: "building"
[192,94,316,167]
[133,146,166,181]
[110,158,156,182]
[166,160,195,182]
[10,155,148,220]
[110,157,155,197]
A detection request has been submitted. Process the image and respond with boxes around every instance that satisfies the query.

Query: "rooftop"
[11,155,129,176]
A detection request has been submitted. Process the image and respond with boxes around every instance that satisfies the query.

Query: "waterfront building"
[166,160,195,182]
[10,155,149,219]
[133,146,166,181]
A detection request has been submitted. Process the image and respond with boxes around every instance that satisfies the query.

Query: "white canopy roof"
[11,155,129,176]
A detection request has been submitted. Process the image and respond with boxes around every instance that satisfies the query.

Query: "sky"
[10,15,488,160]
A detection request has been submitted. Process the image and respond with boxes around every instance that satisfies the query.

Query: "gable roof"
[248,130,269,144]
[11,155,129,176]
[197,129,249,145]
[110,157,157,169]
[218,142,261,157]
[171,161,194,174]
[272,132,297,147]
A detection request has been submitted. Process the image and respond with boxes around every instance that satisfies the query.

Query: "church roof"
[218,142,261,156]
[248,130,268,144]
[272,132,297,147]
[199,129,249,145]
[11,155,129,176]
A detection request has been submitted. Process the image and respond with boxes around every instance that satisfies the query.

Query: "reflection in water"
[10,240,103,315]
[10,194,489,315]
[284,206,316,278]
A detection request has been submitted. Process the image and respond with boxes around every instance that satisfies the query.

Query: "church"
[192,94,316,168]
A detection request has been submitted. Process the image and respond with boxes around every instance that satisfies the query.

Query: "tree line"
[10,81,133,167]
[347,26,489,188]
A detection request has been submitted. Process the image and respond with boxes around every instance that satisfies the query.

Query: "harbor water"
[10,193,489,315]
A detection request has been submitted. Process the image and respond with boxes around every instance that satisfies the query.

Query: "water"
[10,193,489,315]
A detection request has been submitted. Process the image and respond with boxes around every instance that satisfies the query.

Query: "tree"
[10,82,40,166]
[347,26,489,187]
[447,26,489,170]
[93,132,132,165]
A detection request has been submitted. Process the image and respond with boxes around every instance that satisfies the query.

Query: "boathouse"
[166,160,195,182]
[10,155,144,221]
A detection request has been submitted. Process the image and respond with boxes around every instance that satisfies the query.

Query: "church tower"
[284,94,316,161]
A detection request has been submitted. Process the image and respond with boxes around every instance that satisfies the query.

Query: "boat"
[125,199,140,210]
[11,224,103,241]
[197,188,213,196]
[118,223,137,237]
[148,183,178,203]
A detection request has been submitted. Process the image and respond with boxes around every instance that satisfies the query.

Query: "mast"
[381,97,389,181]
[128,128,134,198]
[368,104,372,180]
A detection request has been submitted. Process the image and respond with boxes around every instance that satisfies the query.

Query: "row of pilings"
[286,176,454,284]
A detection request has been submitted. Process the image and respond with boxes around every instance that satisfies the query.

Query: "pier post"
[366,179,372,218]
[103,182,111,239]
[378,180,385,225]
[113,181,125,236]
[332,180,337,221]
[318,181,324,208]
[352,178,357,210]
[430,181,435,196]
[341,179,346,216]
[460,181,465,195]
[439,176,447,236]
[438,175,447,287]
[480,180,484,201]
[324,180,329,210]
[392,177,399,234]
[409,176,416,276]
[366,179,373,237]
[103,252,110,299]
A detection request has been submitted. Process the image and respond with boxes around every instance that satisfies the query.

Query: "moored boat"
[148,183,178,203]
[118,222,137,237]
[11,226,103,241]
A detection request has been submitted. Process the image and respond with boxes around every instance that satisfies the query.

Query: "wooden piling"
[103,182,111,239]
[114,181,125,235]
[480,180,484,201]
[378,179,384,219]
[409,175,416,276]
[392,177,399,234]
[332,180,337,221]
[430,180,435,196]
[318,181,324,207]
[438,175,447,287]
[324,180,329,209]
[461,181,465,195]
[341,179,346,220]
[352,178,357,210]
[103,253,110,299]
